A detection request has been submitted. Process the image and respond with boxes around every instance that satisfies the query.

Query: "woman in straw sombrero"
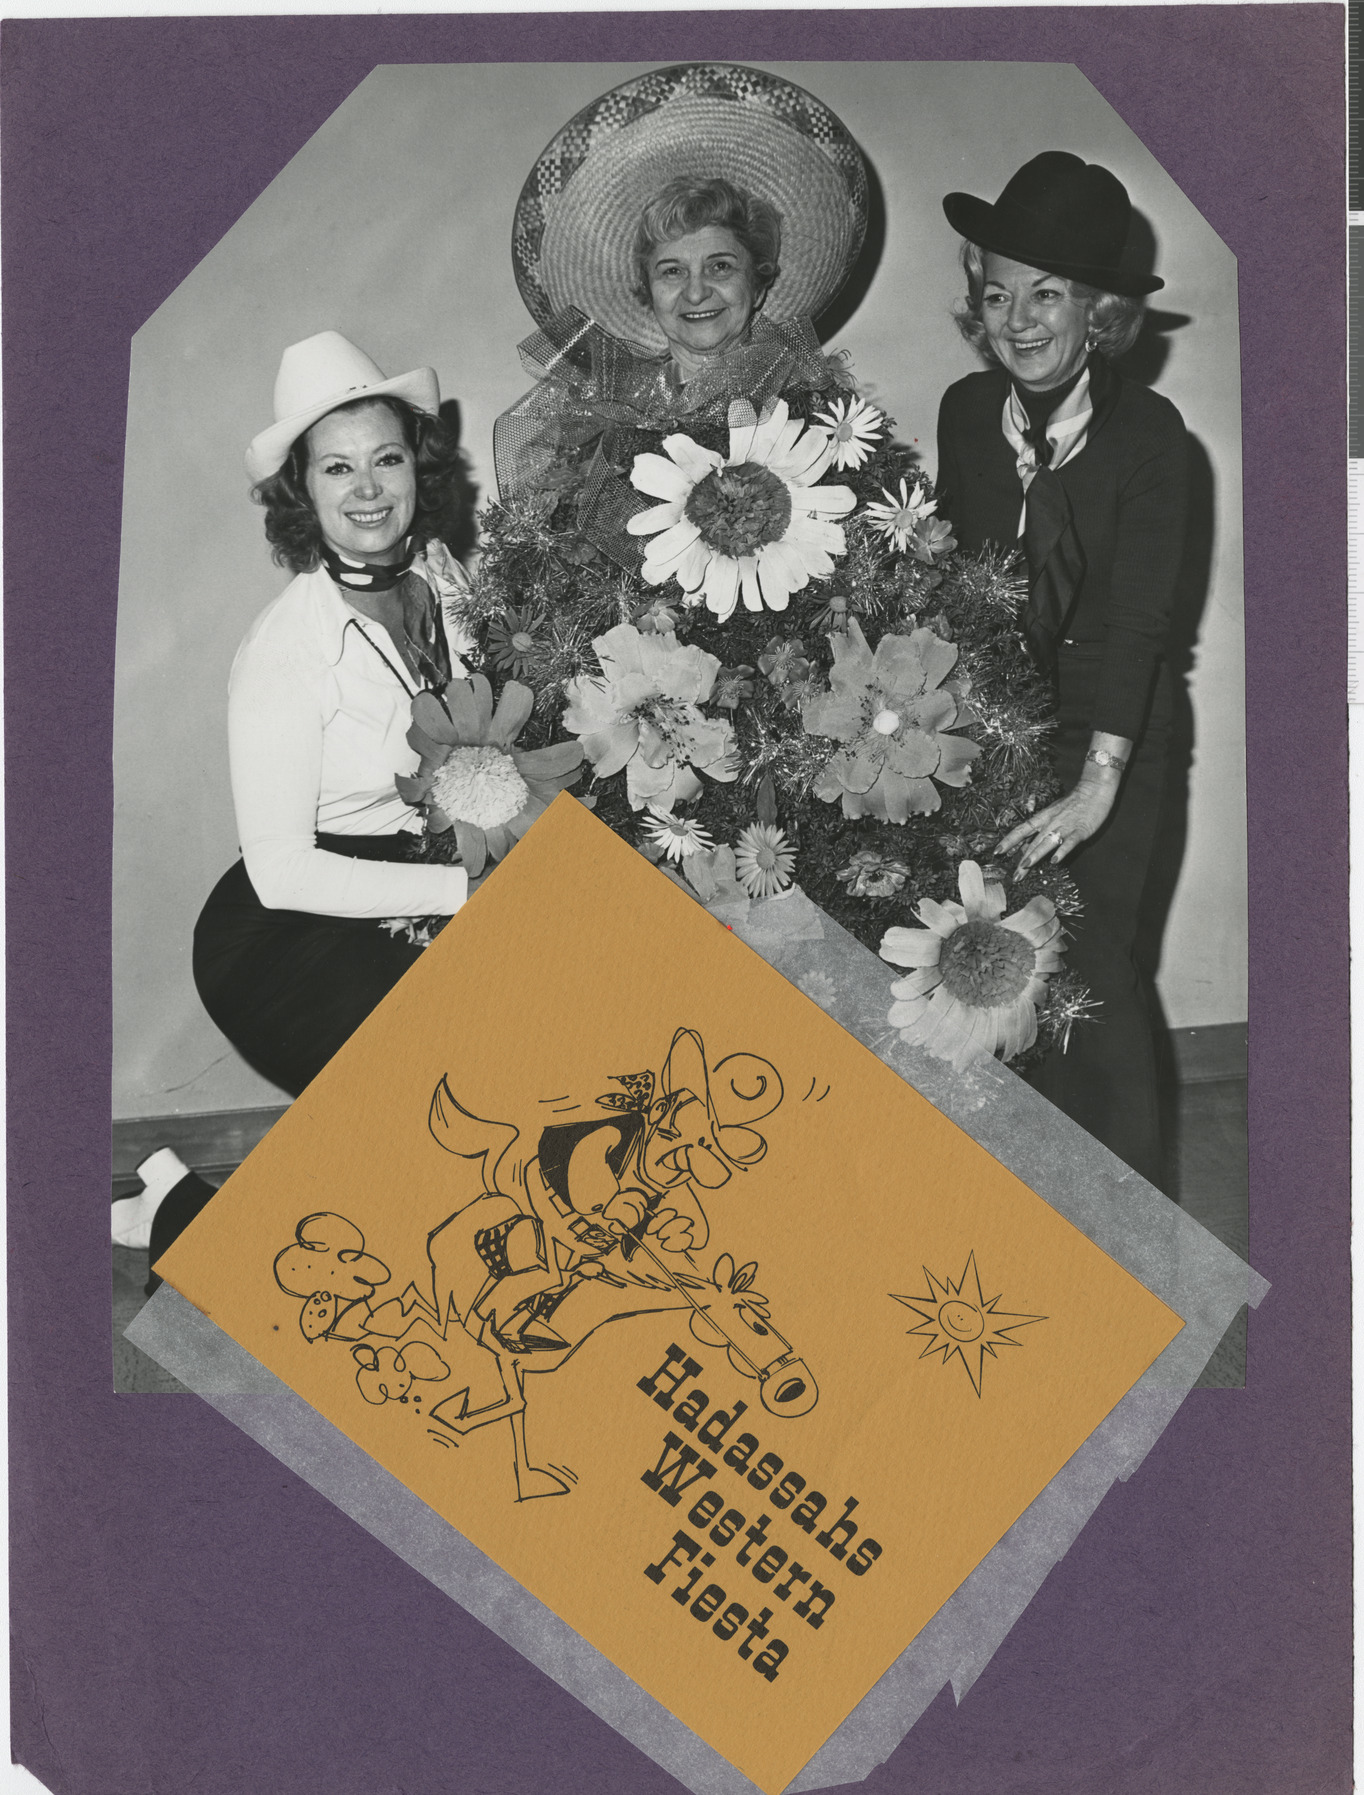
[445,67,1085,1082]
[935,152,1191,1186]
[494,62,871,580]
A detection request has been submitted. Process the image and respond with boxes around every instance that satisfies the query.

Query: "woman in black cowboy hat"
[935,151,1190,1189]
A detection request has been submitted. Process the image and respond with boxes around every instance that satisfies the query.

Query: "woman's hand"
[997,733,1132,874]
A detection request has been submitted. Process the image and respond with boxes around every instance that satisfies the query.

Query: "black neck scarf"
[319,536,417,593]
[1014,355,1119,683]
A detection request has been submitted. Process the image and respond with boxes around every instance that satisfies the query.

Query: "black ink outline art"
[891,1251,1044,1397]
[272,1030,819,1502]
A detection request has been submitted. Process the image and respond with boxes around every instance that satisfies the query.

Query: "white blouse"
[227,557,473,920]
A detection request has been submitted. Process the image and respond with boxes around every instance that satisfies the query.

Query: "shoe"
[111,1147,192,1250]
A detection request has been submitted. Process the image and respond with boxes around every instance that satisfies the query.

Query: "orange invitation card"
[157,796,1182,1795]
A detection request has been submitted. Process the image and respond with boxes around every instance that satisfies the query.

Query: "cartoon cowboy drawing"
[417,1029,785,1496]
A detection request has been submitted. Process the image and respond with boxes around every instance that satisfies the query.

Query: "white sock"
[112,1147,192,1250]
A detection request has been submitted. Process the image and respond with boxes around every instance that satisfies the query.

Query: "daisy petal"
[441,681,487,745]
[627,500,686,537]
[672,537,713,593]
[889,993,934,1029]
[797,483,856,516]
[452,819,487,879]
[880,927,943,968]
[514,739,584,780]
[915,897,965,936]
[411,688,460,746]
[487,681,533,747]
[641,518,702,568]
[738,557,763,612]
[630,452,694,503]
[704,555,741,621]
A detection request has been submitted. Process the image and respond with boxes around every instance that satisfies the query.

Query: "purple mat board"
[2,11,1347,1795]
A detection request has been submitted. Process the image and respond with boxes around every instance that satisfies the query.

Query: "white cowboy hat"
[245,331,440,483]
[512,63,869,355]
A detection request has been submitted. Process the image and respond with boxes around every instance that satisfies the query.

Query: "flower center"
[511,631,536,652]
[685,462,793,559]
[753,841,779,871]
[872,708,901,735]
[430,744,530,831]
[937,919,1034,1008]
[834,420,855,443]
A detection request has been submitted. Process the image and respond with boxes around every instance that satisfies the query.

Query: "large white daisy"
[878,860,1065,1070]
[812,394,885,470]
[626,398,856,623]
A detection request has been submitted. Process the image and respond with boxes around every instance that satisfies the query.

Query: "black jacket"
[935,361,1189,739]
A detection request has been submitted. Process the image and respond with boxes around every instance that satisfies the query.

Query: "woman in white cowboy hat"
[935,152,1190,1188]
[113,332,479,1273]
[495,63,869,566]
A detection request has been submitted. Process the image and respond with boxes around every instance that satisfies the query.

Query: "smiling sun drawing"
[891,1252,1044,1396]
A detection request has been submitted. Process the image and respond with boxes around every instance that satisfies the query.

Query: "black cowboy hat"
[943,151,1163,298]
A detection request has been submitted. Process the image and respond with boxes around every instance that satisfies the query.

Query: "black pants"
[1025,650,1172,1190]
[148,836,433,1291]
[192,836,430,1100]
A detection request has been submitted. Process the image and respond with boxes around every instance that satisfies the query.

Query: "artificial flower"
[562,623,738,812]
[733,823,796,898]
[378,916,444,949]
[757,637,811,687]
[485,605,547,677]
[878,860,1065,1070]
[642,809,715,863]
[626,397,856,621]
[808,591,851,633]
[835,849,911,899]
[635,596,681,636]
[796,969,839,1012]
[812,395,885,470]
[416,537,469,605]
[909,516,958,566]
[659,844,752,923]
[803,619,980,821]
[415,538,477,660]
[560,533,602,567]
[396,676,583,877]
[865,478,938,554]
[758,637,814,711]
[711,665,756,711]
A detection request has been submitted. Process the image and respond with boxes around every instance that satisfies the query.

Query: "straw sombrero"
[512,63,869,354]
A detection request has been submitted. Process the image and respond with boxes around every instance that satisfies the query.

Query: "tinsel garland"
[420,362,1093,1067]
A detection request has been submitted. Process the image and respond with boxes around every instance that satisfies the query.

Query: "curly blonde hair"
[952,239,1145,363]
[631,177,782,310]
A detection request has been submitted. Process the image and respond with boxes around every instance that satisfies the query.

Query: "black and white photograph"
[109,58,1247,1391]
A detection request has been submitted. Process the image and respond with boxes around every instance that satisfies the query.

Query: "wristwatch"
[1085,748,1129,772]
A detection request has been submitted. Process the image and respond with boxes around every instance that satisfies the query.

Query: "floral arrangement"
[415,361,1092,1070]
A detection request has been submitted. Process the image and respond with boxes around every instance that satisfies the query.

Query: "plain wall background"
[112,58,1244,1119]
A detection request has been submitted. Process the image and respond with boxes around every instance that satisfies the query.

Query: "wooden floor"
[112,1071,1251,1396]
